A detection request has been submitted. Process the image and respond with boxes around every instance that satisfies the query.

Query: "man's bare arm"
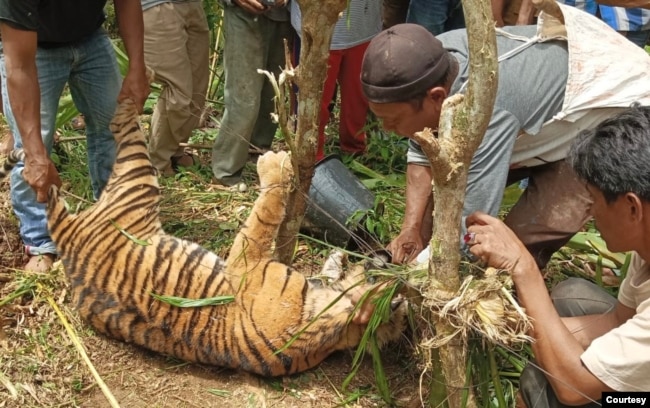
[113,0,149,111]
[0,22,61,201]
[465,212,615,405]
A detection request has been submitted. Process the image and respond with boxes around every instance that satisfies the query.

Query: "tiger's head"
[306,251,409,353]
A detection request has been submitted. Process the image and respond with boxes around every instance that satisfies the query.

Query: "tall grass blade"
[488,347,507,408]
[109,219,152,246]
[150,293,234,307]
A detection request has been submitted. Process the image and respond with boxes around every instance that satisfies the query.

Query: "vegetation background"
[0,2,638,407]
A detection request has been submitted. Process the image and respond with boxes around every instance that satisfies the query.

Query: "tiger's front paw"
[257,151,293,188]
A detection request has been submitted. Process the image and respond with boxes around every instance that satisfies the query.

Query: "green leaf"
[207,388,231,397]
[218,222,239,231]
[488,347,507,408]
[109,219,151,246]
[151,293,234,308]
[568,231,628,267]
[371,337,391,404]
[55,94,80,130]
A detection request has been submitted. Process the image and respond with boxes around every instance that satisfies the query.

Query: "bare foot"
[23,254,56,273]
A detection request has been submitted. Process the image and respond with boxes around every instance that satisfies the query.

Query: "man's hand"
[389,163,434,265]
[233,0,268,14]
[23,156,62,203]
[118,67,150,114]
[113,0,149,113]
[465,211,538,276]
[386,226,424,264]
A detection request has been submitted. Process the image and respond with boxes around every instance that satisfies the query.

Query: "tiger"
[2,98,407,376]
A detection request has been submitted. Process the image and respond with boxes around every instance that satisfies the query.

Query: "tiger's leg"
[104,66,156,189]
[106,99,150,181]
[227,151,293,274]
[96,98,162,238]
[46,185,77,252]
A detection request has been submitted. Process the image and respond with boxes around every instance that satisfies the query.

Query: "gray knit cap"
[361,23,450,103]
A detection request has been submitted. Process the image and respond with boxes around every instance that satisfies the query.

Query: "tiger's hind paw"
[256,151,293,188]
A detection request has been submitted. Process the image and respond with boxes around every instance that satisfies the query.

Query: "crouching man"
[466,105,650,406]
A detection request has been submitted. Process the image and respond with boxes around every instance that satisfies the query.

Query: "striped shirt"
[291,0,381,50]
[559,0,650,31]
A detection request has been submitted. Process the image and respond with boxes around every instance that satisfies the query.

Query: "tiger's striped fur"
[35,99,406,376]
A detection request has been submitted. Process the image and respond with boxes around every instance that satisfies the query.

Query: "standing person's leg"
[68,29,121,198]
[406,0,446,35]
[183,1,210,145]
[622,29,650,48]
[212,7,268,186]
[3,46,71,268]
[144,2,209,175]
[406,0,464,36]
[337,41,370,156]
[316,50,342,161]
[504,159,592,269]
[250,18,293,153]
[382,0,409,29]
[519,278,614,408]
[444,0,465,32]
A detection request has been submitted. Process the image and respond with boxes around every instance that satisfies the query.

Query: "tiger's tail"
[0,148,24,180]
[0,147,76,241]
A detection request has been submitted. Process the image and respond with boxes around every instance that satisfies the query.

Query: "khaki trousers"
[143,1,210,173]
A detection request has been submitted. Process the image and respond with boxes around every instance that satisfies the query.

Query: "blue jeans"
[1,29,121,256]
[406,0,465,36]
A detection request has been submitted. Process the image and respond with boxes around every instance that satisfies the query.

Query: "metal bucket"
[303,155,375,248]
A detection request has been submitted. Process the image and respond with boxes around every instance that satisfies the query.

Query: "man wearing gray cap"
[360,12,650,268]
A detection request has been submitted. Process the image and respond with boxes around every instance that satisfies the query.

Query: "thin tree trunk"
[275,0,347,263]
[412,0,499,405]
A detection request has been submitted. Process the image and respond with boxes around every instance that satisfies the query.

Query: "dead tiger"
[0,98,407,376]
